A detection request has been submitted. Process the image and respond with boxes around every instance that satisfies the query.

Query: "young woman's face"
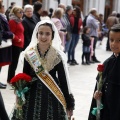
[37,25,52,46]
[109,31,120,55]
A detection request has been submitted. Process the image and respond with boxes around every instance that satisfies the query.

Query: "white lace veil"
[18,19,72,94]
[24,19,63,52]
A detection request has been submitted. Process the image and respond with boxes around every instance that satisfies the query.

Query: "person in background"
[51,8,66,48]
[48,8,53,18]
[0,1,14,89]
[116,13,120,23]
[22,4,37,50]
[0,1,13,119]
[106,11,119,51]
[0,5,7,19]
[5,2,16,21]
[40,10,50,20]
[11,19,75,120]
[68,6,82,65]
[81,26,91,65]
[86,8,100,63]
[58,3,66,12]
[7,6,24,83]
[0,92,9,120]
[97,14,104,45]
[61,5,73,54]
[88,23,120,120]
[33,1,42,23]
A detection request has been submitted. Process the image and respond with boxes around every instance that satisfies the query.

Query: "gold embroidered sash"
[25,47,66,111]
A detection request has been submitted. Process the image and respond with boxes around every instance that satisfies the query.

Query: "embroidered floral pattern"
[35,46,61,72]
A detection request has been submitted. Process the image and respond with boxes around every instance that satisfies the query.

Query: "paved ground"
[0,37,112,120]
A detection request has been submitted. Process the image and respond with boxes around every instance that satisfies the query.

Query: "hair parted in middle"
[37,22,55,40]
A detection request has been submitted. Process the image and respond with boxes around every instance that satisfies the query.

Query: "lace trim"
[35,46,61,72]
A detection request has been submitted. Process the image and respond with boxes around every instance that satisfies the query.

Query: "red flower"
[97,64,104,72]
[10,73,32,119]
[10,73,32,84]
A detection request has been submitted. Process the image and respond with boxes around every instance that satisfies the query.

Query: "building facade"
[3,0,120,20]
[3,0,71,11]
[84,0,120,21]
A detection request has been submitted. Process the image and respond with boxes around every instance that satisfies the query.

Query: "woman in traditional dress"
[88,23,120,120]
[11,20,75,120]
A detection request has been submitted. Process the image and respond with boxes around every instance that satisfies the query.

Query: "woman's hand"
[67,109,73,118]
[94,90,102,100]
[18,39,21,42]
[13,34,15,39]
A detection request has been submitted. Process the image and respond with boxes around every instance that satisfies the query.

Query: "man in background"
[86,8,100,63]
[5,2,16,21]
[33,1,42,22]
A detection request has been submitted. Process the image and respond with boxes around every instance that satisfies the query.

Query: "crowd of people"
[1,0,120,120]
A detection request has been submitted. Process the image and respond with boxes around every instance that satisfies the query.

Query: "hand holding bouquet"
[92,64,104,119]
[10,73,32,119]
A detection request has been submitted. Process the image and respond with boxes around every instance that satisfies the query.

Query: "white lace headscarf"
[18,19,72,94]
[24,19,63,52]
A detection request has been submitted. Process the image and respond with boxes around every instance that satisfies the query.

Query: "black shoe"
[0,84,6,89]
[69,61,76,65]
[73,60,79,65]
[67,60,71,64]
[94,60,101,63]
[86,62,90,65]
[81,61,86,65]
[0,82,7,86]
[89,61,95,63]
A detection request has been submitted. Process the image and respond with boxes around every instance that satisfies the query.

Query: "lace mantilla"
[35,46,62,72]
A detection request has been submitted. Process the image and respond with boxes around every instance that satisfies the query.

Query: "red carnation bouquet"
[92,64,104,119]
[10,73,32,119]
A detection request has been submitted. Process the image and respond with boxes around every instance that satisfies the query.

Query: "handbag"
[0,39,12,48]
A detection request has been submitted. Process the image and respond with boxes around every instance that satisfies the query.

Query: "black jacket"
[22,16,38,50]
[0,15,13,66]
[33,12,41,23]
[88,54,120,120]
[81,34,91,46]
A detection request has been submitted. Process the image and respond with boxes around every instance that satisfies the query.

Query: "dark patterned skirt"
[11,78,68,120]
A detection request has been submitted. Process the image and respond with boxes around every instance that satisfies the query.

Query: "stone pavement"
[0,38,112,120]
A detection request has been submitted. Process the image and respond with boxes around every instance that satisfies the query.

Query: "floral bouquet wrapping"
[92,64,104,120]
[10,73,32,119]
